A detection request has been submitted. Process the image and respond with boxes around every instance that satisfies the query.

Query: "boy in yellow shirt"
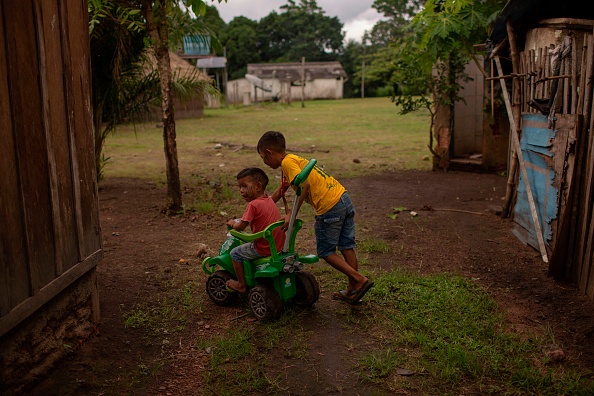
[257,131,373,304]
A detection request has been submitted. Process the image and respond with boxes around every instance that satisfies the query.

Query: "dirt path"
[29,170,594,395]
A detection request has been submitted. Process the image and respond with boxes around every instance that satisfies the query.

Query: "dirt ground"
[29,169,594,395]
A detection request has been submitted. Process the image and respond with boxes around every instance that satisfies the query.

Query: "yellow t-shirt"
[281,154,346,215]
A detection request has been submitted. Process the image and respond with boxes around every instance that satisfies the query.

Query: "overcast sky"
[211,0,383,43]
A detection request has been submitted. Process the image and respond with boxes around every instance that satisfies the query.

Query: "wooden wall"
[494,18,594,299]
[0,0,102,336]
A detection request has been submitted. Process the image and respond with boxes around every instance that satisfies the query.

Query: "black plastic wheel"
[293,271,320,308]
[206,270,238,306]
[248,284,282,321]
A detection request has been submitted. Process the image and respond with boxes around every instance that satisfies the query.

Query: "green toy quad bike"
[202,159,320,321]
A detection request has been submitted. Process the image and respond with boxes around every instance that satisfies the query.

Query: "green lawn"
[103,97,432,184]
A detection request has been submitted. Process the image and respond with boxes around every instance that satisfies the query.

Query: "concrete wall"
[454,58,485,156]
[225,77,344,105]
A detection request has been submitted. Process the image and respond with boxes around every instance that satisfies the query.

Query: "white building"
[226,61,347,105]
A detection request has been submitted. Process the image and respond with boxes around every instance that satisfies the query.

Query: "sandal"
[332,289,358,303]
[349,280,374,304]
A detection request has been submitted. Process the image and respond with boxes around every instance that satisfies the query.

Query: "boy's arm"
[270,184,282,203]
[227,219,249,231]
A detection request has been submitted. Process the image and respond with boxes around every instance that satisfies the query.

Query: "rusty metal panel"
[512,113,576,254]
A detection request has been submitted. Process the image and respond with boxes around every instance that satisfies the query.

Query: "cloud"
[343,8,384,42]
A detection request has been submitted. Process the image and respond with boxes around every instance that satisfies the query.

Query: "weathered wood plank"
[583,193,594,298]
[0,0,30,315]
[4,0,56,293]
[0,250,101,337]
[577,32,594,291]
[36,0,79,274]
[60,0,101,261]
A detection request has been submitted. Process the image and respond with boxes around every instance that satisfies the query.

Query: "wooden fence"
[0,0,102,336]
[492,19,594,299]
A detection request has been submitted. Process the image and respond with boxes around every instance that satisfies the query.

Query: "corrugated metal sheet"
[512,114,558,250]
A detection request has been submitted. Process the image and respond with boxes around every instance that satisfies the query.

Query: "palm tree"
[89,0,220,212]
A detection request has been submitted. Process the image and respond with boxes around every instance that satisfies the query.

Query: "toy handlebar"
[292,159,317,195]
[282,159,316,252]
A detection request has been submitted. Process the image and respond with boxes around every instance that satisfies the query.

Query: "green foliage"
[215,0,344,73]
[367,0,505,120]
[256,0,344,62]
[97,153,111,181]
[89,0,221,181]
[219,17,261,79]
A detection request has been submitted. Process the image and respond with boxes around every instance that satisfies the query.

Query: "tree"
[89,0,221,211]
[392,0,503,106]
[339,40,364,98]
[89,0,147,180]
[219,16,261,79]
[139,0,223,212]
[257,0,344,63]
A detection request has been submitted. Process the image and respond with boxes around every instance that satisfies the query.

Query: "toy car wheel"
[293,271,320,308]
[206,270,238,306]
[248,285,282,321]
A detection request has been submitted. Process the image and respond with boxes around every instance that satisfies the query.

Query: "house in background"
[144,51,209,120]
[431,51,511,173]
[226,61,347,105]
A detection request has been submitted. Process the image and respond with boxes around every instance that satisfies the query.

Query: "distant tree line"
[198,0,405,99]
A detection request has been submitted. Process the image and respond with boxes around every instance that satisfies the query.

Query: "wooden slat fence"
[500,22,594,299]
[0,0,102,337]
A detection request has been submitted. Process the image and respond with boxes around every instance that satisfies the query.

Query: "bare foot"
[226,279,246,293]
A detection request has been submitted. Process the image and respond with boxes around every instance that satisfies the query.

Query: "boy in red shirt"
[226,167,285,293]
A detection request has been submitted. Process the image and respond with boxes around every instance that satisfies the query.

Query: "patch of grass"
[199,327,256,367]
[358,236,391,253]
[360,348,404,382]
[123,281,199,334]
[196,311,313,394]
[102,98,432,184]
[361,270,594,395]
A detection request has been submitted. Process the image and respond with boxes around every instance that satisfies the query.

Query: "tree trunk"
[142,0,183,212]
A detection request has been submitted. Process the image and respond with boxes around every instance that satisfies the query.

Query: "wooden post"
[495,56,549,263]
[301,57,305,108]
[223,47,228,109]
[501,20,522,218]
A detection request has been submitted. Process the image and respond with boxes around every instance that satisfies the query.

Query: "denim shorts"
[230,242,264,263]
[314,193,356,258]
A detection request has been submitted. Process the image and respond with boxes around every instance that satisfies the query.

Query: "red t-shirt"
[242,195,285,256]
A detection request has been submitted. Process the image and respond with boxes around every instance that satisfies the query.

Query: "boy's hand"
[281,213,291,232]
